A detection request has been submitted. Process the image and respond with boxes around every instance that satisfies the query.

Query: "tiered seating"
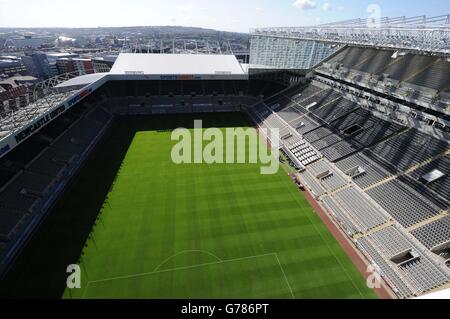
[0,166,20,188]
[330,108,372,132]
[67,118,105,145]
[297,170,326,197]
[330,108,405,148]
[383,54,438,83]
[322,196,360,235]
[276,103,306,122]
[261,82,288,98]
[262,113,288,132]
[39,116,73,140]
[311,133,342,151]
[0,103,112,265]
[3,136,48,167]
[366,180,442,228]
[279,84,304,98]
[357,49,395,75]
[27,147,74,177]
[106,79,287,100]
[296,88,338,110]
[368,129,449,172]
[0,208,29,242]
[360,225,450,297]
[322,46,448,93]
[159,81,181,96]
[0,172,49,212]
[289,84,322,104]
[401,260,450,294]
[203,81,224,95]
[320,140,359,162]
[133,80,160,96]
[308,160,347,192]
[87,107,113,125]
[357,237,413,298]
[311,98,359,124]
[304,126,334,143]
[335,153,391,189]
[333,187,388,232]
[351,121,404,149]
[411,216,450,250]
[182,80,204,95]
[265,94,290,107]
[223,81,237,95]
[372,226,449,295]
[287,140,322,167]
[290,116,321,135]
[246,80,268,96]
[406,59,450,92]
[304,123,363,162]
[408,155,450,202]
[338,47,368,69]
[370,226,415,257]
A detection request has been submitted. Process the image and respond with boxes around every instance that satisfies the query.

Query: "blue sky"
[0,0,448,32]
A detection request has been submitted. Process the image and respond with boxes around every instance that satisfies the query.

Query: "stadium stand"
[241,57,450,298]
[411,216,450,252]
[286,139,322,167]
[0,95,113,273]
[366,180,443,228]
[321,46,450,95]
[322,196,361,235]
[296,170,327,197]
[0,40,448,299]
[406,58,450,92]
[307,160,347,192]
[332,187,389,232]
[0,77,294,275]
[335,153,392,189]
[408,155,450,202]
[367,128,449,173]
[359,226,450,296]
[357,236,414,298]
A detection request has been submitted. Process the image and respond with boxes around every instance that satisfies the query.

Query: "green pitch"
[64,113,375,299]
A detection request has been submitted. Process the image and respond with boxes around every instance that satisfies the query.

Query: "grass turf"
[62,113,375,299]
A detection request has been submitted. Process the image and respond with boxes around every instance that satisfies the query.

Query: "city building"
[21,53,54,79]
[4,35,55,49]
[0,57,27,77]
[56,57,94,75]
[45,52,79,75]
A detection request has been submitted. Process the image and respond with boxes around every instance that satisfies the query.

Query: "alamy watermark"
[366,265,382,289]
[367,4,382,28]
[66,264,81,289]
[171,120,280,175]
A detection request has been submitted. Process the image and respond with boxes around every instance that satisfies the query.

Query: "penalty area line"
[85,252,277,286]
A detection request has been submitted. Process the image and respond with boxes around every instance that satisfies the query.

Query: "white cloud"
[256,7,265,12]
[292,0,317,10]
[322,2,331,11]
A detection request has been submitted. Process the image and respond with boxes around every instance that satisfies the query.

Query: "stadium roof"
[55,73,107,88]
[110,53,246,76]
[251,14,450,54]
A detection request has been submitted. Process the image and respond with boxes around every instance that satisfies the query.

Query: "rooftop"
[109,53,246,76]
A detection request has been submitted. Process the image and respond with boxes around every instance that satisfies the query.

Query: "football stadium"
[0,15,450,300]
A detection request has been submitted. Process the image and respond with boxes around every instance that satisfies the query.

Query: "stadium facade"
[0,15,449,299]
